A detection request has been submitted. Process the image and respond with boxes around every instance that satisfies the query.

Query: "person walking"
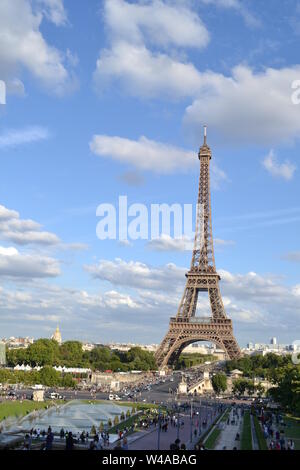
[122,437,128,450]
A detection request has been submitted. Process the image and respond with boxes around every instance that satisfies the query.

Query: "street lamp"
[198,397,202,436]
[176,400,181,440]
[190,398,193,443]
[157,407,161,450]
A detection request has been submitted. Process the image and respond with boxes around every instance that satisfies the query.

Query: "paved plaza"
[215,408,243,450]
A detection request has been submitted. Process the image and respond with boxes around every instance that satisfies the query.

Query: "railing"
[171,317,231,325]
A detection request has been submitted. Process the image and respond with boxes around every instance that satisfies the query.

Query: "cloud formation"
[0,245,60,278]
[95,1,300,145]
[0,204,60,246]
[0,0,76,95]
[104,0,210,49]
[0,126,50,149]
[90,134,228,189]
[84,257,300,343]
[262,149,296,180]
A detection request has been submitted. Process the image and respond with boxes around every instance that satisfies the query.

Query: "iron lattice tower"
[155,127,241,369]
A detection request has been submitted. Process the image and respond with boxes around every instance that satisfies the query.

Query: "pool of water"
[10,401,131,434]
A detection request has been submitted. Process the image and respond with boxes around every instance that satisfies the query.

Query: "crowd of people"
[261,411,296,450]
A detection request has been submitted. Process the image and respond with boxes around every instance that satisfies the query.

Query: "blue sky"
[1,0,300,347]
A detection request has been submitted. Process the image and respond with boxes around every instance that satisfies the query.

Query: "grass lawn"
[0,400,62,423]
[241,411,252,450]
[204,427,221,449]
[253,415,268,450]
[220,408,231,422]
[283,416,300,450]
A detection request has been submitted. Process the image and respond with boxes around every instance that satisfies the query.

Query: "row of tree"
[6,340,157,372]
[226,353,300,415]
[175,353,216,369]
[0,366,76,388]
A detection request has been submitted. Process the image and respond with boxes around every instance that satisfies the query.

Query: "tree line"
[0,366,76,388]
[226,353,300,416]
[6,339,157,372]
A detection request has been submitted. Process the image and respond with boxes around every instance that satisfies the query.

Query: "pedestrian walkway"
[129,414,191,450]
[128,406,218,450]
[214,408,243,450]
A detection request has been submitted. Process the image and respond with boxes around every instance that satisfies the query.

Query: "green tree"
[61,373,76,388]
[113,415,119,426]
[269,365,300,415]
[26,339,60,366]
[232,378,249,396]
[39,366,61,386]
[91,425,96,435]
[212,373,227,394]
[59,341,85,367]
[255,383,265,397]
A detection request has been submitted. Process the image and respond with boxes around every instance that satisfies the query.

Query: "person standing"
[46,430,54,451]
[65,431,74,450]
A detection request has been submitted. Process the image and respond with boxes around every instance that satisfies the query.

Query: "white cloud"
[90,134,228,188]
[0,245,60,278]
[147,235,193,251]
[0,247,18,256]
[201,0,260,28]
[184,65,300,145]
[95,1,210,99]
[262,149,296,181]
[85,257,300,342]
[0,203,60,246]
[35,0,68,26]
[90,134,195,173]
[94,41,204,99]
[104,0,210,49]
[1,256,300,342]
[85,258,185,292]
[0,0,76,95]
[0,126,50,149]
[146,235,235,251]
[94,2,300,146]
[95,28,300,145]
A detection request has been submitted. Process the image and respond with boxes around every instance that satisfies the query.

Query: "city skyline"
[1,1,300,346]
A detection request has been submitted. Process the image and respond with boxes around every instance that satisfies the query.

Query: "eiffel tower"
[155,127,241,369]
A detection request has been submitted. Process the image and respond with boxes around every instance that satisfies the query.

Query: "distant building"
[0,341,6,366]
[108,342,159,353]
[270,337,277,345]
[182,343,209,354]
[82,343,95,352]
[51,326,62,345]
[187,371,213,396]
[230,369,244,379]
[2,337,34,349]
